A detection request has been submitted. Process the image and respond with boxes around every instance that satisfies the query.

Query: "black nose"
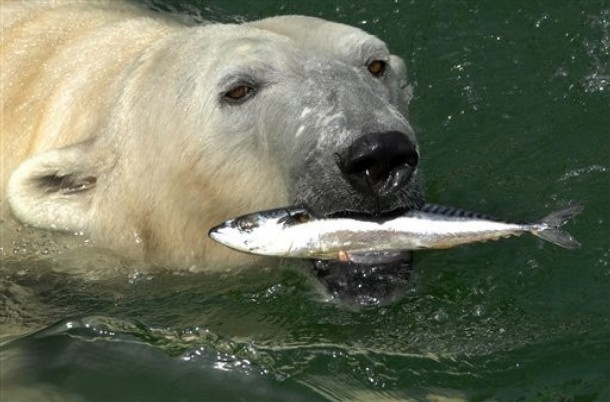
[336,131,419,196]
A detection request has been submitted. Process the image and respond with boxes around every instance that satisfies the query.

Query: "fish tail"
[532,204,584,249]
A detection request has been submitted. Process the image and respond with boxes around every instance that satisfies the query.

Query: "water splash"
[583,9,610,93]
[558,164,607,181]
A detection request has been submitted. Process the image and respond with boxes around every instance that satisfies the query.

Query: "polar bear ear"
[7,141,103,233]
[390,55,413,105]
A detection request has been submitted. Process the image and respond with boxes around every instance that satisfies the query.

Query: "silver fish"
[208,204,583,263]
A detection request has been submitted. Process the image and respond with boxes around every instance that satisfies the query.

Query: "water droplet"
[472,304,486,317]
[432,308,448,322]
[534,13,550,28]
[555,67,569,78]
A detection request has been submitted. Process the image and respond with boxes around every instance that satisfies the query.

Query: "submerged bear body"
[2,1,423,277]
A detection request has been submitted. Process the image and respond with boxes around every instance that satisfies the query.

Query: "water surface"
[2,1,609,400]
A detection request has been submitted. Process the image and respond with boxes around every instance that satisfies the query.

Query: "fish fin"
[534,204,584,249]
[345,250,408,264]
[535,228,581,250]
[540,204,584,227]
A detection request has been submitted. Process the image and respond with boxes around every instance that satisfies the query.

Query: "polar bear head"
[7,14,422,303]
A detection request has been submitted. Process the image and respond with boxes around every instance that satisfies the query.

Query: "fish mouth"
[309,207,416,306]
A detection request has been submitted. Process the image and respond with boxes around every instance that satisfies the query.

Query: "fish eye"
[367,59,386,77]
[236,217,258,231]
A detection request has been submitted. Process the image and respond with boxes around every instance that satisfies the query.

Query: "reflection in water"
[2,251,610,401]
[1,315,469,402]
[1,317,323,402]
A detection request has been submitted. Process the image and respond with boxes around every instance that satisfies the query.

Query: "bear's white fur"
[1,1,415,269]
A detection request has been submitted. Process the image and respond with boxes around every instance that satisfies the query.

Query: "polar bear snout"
[336,131,419,197]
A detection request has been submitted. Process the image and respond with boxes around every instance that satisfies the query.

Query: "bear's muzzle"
[336,130,419,197]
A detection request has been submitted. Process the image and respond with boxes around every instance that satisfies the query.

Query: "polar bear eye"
[367,60,386,77]
[223,84,257,104]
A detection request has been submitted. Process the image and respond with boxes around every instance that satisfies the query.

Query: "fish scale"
[419,204,499,221]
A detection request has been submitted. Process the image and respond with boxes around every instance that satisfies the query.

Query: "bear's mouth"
[309,207,415,306]
[323,205,411,221]
[310,251,413,306]
[292,175,424,305]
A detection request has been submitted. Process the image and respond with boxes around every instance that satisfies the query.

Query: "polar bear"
[2,1,423,300]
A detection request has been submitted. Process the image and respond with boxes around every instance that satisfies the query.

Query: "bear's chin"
[311,251,414,306]
[304,205,421,306]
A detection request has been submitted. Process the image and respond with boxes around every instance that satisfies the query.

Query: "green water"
[2,1,609,401]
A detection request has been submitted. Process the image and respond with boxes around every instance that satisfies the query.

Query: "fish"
[208,203,583,263]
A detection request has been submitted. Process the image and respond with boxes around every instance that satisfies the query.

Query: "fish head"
[208,207,312,256]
